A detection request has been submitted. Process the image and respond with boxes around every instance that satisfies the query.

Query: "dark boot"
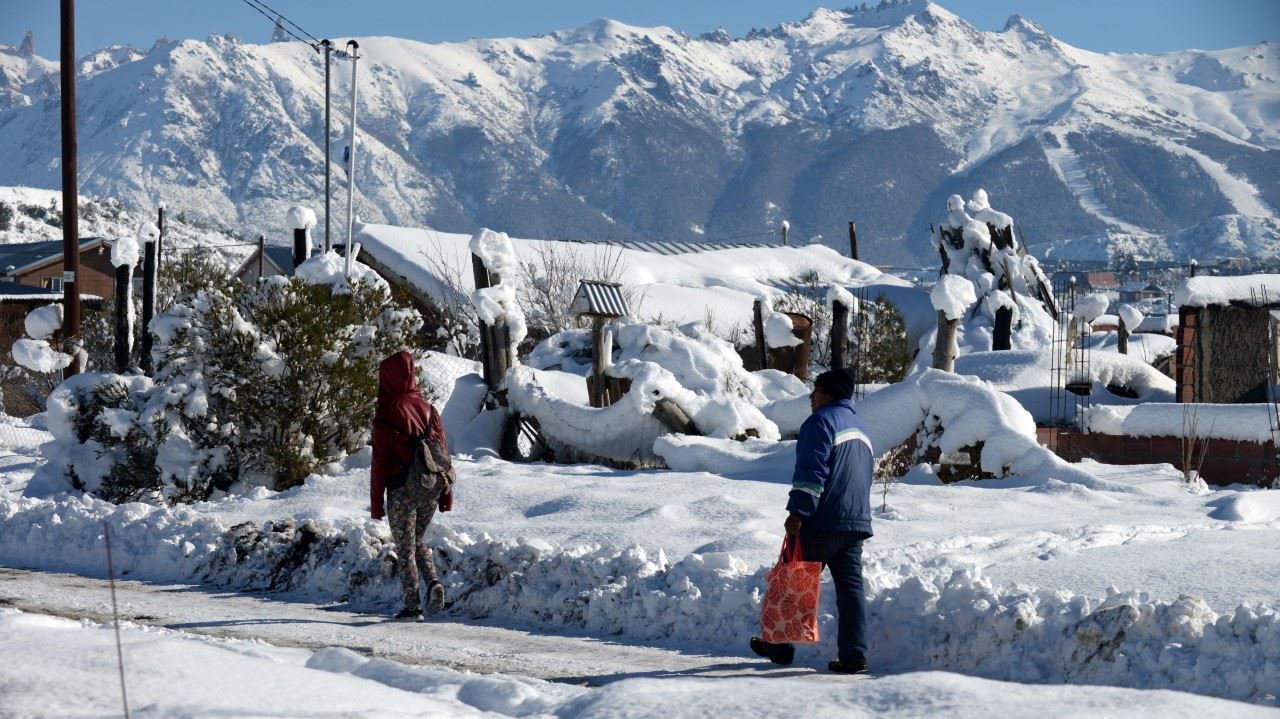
[828,659,868,675]
[749,636,795,665]
[394,607,422,620]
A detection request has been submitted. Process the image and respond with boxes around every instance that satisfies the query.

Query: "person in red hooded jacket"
[372,351,453,620]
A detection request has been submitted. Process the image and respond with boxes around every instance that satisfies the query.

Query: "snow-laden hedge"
[1,490,1275,705]
[27,253,422,501]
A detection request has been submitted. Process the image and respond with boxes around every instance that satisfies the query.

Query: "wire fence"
[0,414,50,451]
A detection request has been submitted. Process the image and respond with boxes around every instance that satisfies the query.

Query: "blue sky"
[5,0,1278,56]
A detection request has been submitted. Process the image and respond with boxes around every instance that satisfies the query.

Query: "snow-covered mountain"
[0,0,1276,264]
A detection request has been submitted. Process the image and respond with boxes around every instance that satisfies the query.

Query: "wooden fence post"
[293,227,308,269]
[140,223,157,375]
[257,235,265,280]
[831,299,849,369]
[1118,316,1129,355]
[932,310,958,372]
[848,221,858,261]
[114,262,130,373]
[752,299,767,371]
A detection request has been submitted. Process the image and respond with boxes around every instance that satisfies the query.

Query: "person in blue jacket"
[751,367,874,674]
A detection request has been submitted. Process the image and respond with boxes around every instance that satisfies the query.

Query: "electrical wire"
[236,0,322,50]
[247,0,323,45]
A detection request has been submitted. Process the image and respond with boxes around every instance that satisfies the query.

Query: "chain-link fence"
[417,351,483,408]
[0,414,50,451]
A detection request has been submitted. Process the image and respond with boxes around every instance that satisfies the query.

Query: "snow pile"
[11,337,72,374]
[22,304,61,341]
[2,488,1278,704]
[468,229,528,351]
[1083,404,1280,443]
[1117,304,1145,331]
[759,295,802,349]
[855,369,1116,488]
[12,299,74,373]
[952,350,1174,424]
[521,320,791,450]
[1174,274,1280,308]
[1071,293,1110,325]
[505,364,672,463]
[286,205,317,231]
[931,274,977,321]
[293,250,388,293]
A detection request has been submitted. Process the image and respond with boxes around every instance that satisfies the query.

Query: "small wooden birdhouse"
[570,280,628,319]
[571,280,629,408]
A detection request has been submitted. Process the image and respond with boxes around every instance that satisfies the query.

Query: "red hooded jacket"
[370,351,448,520]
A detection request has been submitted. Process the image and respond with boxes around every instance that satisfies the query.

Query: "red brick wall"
[1049,427,1277,487]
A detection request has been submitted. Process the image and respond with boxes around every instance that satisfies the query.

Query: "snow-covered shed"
[1173,274,1280,403]
[352,222,922,341]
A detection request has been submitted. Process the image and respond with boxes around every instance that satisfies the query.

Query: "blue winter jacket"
[786,399,874,535]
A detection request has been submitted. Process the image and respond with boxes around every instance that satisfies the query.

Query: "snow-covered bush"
[859,294,910,383]
[34,254,424,501]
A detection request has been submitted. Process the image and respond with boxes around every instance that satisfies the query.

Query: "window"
[42,277,63,292]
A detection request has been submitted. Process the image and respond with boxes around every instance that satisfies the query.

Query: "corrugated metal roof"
[557,238,773,256]
[571,280,629,318]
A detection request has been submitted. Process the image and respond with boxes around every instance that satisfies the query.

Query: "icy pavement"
[1,580,1274,719]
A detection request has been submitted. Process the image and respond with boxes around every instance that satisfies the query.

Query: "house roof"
[0,281,62,300]
[0,281,104,303]
[235,244,298,277]
[0,237,106,277]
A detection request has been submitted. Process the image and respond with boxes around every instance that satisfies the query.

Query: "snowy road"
[0,566,841,685]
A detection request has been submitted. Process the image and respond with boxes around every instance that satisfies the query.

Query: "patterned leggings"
[386,474,444,608]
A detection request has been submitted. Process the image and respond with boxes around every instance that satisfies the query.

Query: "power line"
[237,0,322,50]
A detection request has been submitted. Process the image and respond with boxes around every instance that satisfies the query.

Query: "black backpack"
[377,418,454,492]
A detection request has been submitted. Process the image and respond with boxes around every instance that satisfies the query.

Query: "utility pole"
[321,39,332,254]
[344,39,360,278]
[60,0,82,376]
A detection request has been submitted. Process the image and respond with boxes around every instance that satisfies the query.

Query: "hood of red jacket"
[378,351,420,408]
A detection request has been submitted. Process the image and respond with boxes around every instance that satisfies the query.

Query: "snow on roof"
[1174,274,1280,308]
[355,223,910,330]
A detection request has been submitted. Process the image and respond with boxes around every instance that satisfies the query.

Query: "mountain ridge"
[0,1,1276,264]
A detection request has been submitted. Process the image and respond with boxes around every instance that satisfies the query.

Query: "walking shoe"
[426,580,446,614]
[749,636,795,665]
[828,659,869,675]
[394,607,422,620]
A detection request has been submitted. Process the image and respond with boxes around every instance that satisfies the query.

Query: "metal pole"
[60,0,82,376]
[322,39,332,254]
[344,40,359,278]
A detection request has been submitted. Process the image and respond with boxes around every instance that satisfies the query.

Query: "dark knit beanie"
[814,368,855,401]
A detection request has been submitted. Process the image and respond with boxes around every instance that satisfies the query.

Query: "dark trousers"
[786,530,869,664]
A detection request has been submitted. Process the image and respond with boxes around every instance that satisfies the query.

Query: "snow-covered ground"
[2,410,1278,709]
[9,607,1275,718]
